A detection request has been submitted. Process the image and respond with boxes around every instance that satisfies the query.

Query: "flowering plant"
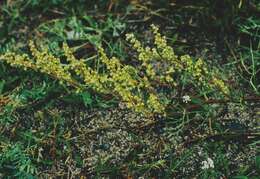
[0,25,229,117]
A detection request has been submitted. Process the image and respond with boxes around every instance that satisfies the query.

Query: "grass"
[0,0,259,178]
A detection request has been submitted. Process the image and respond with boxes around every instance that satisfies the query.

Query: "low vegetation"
[0,0,259,178]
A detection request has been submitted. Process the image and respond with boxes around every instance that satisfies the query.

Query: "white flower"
[182,95,191,103]
[201,157,214,169]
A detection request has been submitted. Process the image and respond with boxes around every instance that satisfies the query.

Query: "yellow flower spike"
[28,41,72,83]
[0,52,34,70]
[212,77,229,95]
[147,93,165,113]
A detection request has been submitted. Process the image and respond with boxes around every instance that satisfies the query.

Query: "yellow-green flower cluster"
[0,52,35,71]
[147,93,165,114]
[126,33,156,80]
[63,44,107,93]
[180,55,209,83]
[98,47,164,114]
[126,25,184,88]
[29,41,73,84]
[151,24,179,65]
[180,54,229,94]
[211,77,229,95]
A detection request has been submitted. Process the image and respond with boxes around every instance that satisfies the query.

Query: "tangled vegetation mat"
[0,0,259,178]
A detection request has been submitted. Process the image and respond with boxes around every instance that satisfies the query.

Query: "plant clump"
[0,25,229,117]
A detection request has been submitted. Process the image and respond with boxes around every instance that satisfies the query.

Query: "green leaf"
[0,80,5,94]
[81,91,93,107]
[232,176,248,179]
[61,93,82,104]
[256,156,260,170]
[191,97,203,105]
